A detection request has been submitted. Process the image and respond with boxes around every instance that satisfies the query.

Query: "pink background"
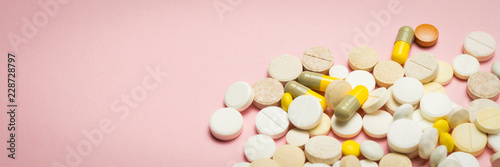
[1,0,500,166]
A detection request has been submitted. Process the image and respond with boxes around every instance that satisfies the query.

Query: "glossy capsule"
[281,93,293,112]
[285,81,327,111]
[335,85,369,121]
[298,71,338,92]
[392,26,414,65]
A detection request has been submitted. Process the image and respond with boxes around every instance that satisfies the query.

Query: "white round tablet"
[233,162,250,167]
[224,81,254,111]
[387,119,423,153]
[268,54,303,84]
[438,159,460,167]
[445,152,480,167]
[420,92,452,121]
[359,160,378,167]
[329,65,349,80]
[305,136,342,165]
[452,54,480,80]
[393,104,414,121]
[244,134,276,162]
[463,31,496,62]
[288,95,323,130]
[412,109,435,131]
[430,145,448,167]
[392,77,424,105]
[362,87,391,114]
[488,132,500,152]
[419,127,439,159]
[346,70,376,92]
[360,140,384,161]
[446,105,469,129]
[362,110,393,138]
[286,128,310,149]
[255,106,289,139]
[209,108,243,141]
[331,112,363,138]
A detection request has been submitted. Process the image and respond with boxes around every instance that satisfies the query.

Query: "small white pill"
[393,104,414,121]
[286,128,310,149]
[360,140,384,161]
[224,81,254,111]
[362,110,393,138]
[412,109,435,130]
[445,152,480,167]
[430,145,448,167]
[420,92,452,121]
[346,70,376,92]
[255,106,289,139]
[387,119,423,153]
[329,65,349,80]
[359,160,378,167]
[463,31,496,62]
[331,161,340,167]
[233,162,250,167]
[419,127,439,159]
[492,61,500,78]
[362,87,390,114]
[331,112,363,138]
[488,132,500,152]
[452,54,480,80]
[288,95,323,130]
[209,108,243,141]
[305,136,342,165]
[244,134,276,162]
[392,77,424,105]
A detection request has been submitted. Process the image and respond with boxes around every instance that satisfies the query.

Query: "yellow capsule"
[439,132,454,153]
[298,71,338,92]
[342,140,360,157]
[285,81,327,111]
[335,85,369,121]
[392,26,414,65]
[433,119,450,135]
[281,93,293,112]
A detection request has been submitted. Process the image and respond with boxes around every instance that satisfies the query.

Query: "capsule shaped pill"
[298,71,338,92]
[392,26,414,65]
[285,81,327,111]
[335,85,369,121]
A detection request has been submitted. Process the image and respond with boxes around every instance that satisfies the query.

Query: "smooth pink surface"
[1,0,499,166]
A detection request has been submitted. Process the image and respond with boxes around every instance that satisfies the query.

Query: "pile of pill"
[209,24,500,167]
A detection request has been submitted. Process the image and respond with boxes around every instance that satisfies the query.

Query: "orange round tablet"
[415,24,439,47]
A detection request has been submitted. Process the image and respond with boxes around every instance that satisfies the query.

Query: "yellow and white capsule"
[335,85,369,121]
[285,81,327,111]
[392,26,414,65]
[298,71,338,92]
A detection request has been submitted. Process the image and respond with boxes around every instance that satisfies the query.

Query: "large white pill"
[463,31,496,62]
[286,128,309,149]
[445,152,480,167]
[387,119,423,153]
[430,145,448,167]
[418,127,438,159]
[420,92,452,121]
[329,65,349,79]
[360,140,384,161]
[467,99,500,123]
[305,136,342,165]
[392,77,424,105]
[393,104,414,121]
[488,132,500,152]
[346,70,376,92]
[224,81,254,111]
[209,108,243,141]
[446,105,469,129]
[384,86,418,114]
[255,106,289,139]
[437,159,460,167]
[359,160,378,167]
[362,110,393,138]
[288,95,323,130]
[362,87,390,114]
[331,112,363,138]
[244,134,276,162]
[452,54,480,80]
[412,109,435,130]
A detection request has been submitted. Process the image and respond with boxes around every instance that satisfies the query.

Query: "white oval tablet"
[360,140,384,161]
[244,134,276,162]
[452,54,480,80]
[393,104,414,121]
[346,70,376,92]
[463,31,496,62]
[445,152,480,167]
[286,128,310,149]
[420,92,452,121]
[467,99,500,123]
[412,109,435,131]
[329,65,349,80]
[392,77,424,105]
[305,136,342,165]
[446,105,469,129]
[359,160,378,167]
[209,108,243,140]
[430,145,448,167]
[488,132,500,152]
[331,112,363,138]
[419,127,439,159]
[362,87,390,114]
[225,81,254,111]
[362,110,393,138]
[387,119,423,153]
[233,162,250,167]
[288,95,323,130]
[255,106,289,139]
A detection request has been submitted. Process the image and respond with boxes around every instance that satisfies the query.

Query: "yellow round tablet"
[474,107,500,134]
[452,123,487,156]
[433,119,449,135]
[342,140,361,157]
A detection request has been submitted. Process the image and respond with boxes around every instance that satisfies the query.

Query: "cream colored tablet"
[273,145,306,167]
[489,132,500,152]
[385,86,418,114]
[332,161,340,167]
[452,123,487,156]
[329,65,349,79]
[433,61,453,85]
[244,134,276,162]
[452,54,480,80]
[412,109,435,130]
[445,152,480,167]
[491,152,500,167]
[362,110,393,138]
[286,128,309,149]
[346,70,376,92]
[492,61,500,78]
[325,80,352,110]
[387,119,423,153]
[249,159,280,167]
[209,108,243,140]
[255,106,289,139]
[362,87,390,114]
[288,95,323,130]
[339,155,361,167]
[467,99,500,123]
[388,146,419,159]
[303,46,334,74]
[446,105,469,129]
[475,108,500,134]
[393,104,413,121]
[359,160,378,167]
[419,127,439,159]
[423,82,446,95]
[348,46,379,72]
[430,145,448,167]
[437,159,459,167]
[420,92,452,121]
[309,113,331,136]
[360,140,384,161]
[331,113,363,138]
[308,164,331,167]
[392,77,424,105]
[233,162,250,167]
[225,81,254,111]
[305,136,342,165]
[252,78,284,109]
[373,60,404,88]
[463,31,496,62]
[268,54,303,84]
[467,71,500,100]
[378,153,411,167]
[404,52,439,83]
